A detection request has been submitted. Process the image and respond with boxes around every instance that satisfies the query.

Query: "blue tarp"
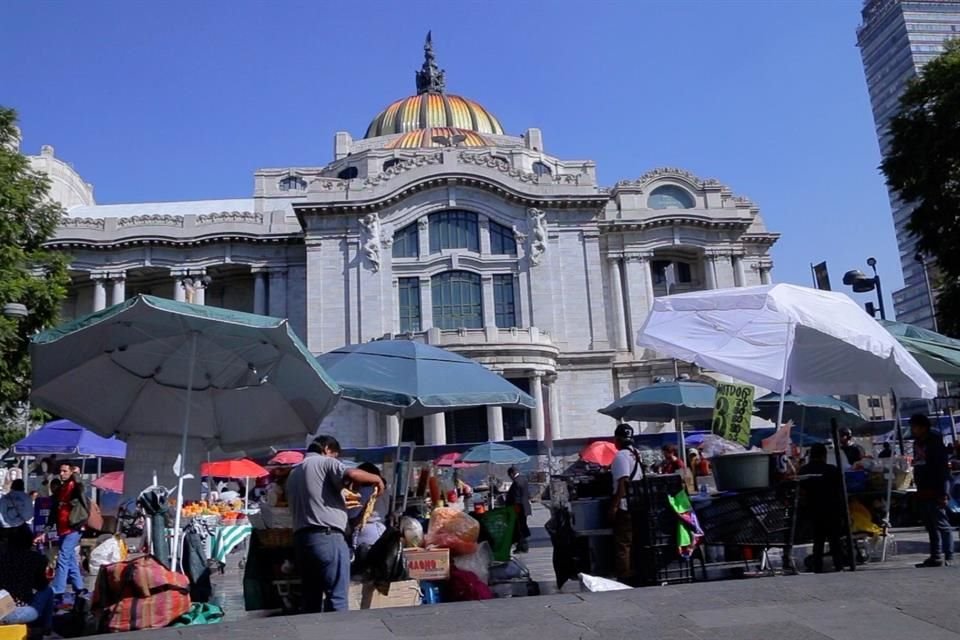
[12,419,126,458]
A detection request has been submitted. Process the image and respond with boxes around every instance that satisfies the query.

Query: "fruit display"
[181,499,245,523]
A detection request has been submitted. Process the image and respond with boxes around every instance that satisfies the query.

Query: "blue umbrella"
[316,340,535,419]
[753,393,866,436]
[461,442,529,465]
[12,419,126,458]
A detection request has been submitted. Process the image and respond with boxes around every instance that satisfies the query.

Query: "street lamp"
[914,252,939,332]
[842,257,886,320]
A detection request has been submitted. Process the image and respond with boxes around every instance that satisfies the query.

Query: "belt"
[298,525,342,535]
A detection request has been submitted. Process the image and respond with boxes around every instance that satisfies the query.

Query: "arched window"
[429,211,479,253]
[432,271,482,329]
[383,158,402,171]
[278,176,307,192]
[648,185,695,209]
[532,161,552,177]
[392,223,419,258]
[652,260,693,286]
[337,166,358,180]
[489,220,516,255]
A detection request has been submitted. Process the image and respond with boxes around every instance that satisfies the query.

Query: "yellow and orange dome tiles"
[364,93,504,139]
[385,127,490,149]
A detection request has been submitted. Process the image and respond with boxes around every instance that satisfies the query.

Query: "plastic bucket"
[712,452,771,491]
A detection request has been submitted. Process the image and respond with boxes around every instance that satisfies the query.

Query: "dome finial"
[415,31,446,95]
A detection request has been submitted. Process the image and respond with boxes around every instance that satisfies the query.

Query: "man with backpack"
[608,423,644,584]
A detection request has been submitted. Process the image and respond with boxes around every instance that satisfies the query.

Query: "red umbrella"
[200,458,269,479]
[268,450,304,466]
[580,441,618,466]
[92,471,124,494]
[434,452,476,469]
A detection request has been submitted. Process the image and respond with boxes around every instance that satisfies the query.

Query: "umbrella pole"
[675,405,686,474]
[831,418,856,572]
[891,390,905,455]
[244,477,250,512]
[172,332,199,573]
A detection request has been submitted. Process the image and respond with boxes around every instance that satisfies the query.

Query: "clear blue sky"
[1,0,899,309]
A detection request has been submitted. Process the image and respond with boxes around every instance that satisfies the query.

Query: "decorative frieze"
[196,211,263,225]
[457,152,538,184]
[362,153,443,187]
[59,216,105,230]
[117,214,184,228]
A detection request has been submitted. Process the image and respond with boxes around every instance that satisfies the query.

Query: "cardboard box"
[403,547,450,580]
[0,590,16,621]
[0,625,28,640]
[348,580,421,611]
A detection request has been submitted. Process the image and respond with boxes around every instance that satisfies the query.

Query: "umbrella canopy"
[30,295,341,452]
[753,393,867,435]
[461,442,529,465]
[92,471,124,494]
[267,450,304,466]
[11,419,126,458]
[636,284,936,399]
[316,340,536,419]
[200,458,269,479]
[880,319,960,383]
[598,381,716,422]
[580,441,617,466]
[434,452,476,468]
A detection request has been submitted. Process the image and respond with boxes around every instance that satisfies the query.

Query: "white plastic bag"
[453,541,493,584]
[699,434,748,459]
[89,536,124,578]
[400,516,424,548]
[578,573,632,592]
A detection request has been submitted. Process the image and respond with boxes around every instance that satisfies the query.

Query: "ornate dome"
[364,33,504,139]
[386,127,490,149]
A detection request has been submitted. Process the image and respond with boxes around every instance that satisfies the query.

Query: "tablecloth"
[211,524,253,564]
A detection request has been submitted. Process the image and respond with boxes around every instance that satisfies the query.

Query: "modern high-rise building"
[857,0,960,329]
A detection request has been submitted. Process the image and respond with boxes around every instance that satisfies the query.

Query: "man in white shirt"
[608,424,644,584]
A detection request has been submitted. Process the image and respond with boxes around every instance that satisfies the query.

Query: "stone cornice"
[613,167,726,192]
[599,213,752,232]
[741,232,780,246]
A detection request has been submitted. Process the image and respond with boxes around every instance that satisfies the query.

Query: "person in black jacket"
[506,467,531,553]
[911,414,954,567]
[798,444,844,572]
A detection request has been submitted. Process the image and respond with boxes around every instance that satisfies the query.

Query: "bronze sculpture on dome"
[415,31,446,95]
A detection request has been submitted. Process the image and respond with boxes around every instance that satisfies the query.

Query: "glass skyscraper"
[857,0,960,329]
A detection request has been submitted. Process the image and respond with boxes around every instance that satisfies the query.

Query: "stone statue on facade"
[527,207,547,266]
[360,213,382,272]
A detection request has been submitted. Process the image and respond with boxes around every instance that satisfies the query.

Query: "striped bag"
[92,555,192,633]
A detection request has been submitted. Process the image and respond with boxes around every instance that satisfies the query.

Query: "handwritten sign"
[711,382,755,446]
[403,548,450,580]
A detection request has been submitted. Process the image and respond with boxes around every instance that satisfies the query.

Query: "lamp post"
[914,252,939,333]
[842,257,886,320]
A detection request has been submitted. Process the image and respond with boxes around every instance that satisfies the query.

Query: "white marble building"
[32,36,779,451]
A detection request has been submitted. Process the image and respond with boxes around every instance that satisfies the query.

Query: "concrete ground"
[101,505,960,639]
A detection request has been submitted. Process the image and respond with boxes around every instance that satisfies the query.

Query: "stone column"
[479,216,491,256]
[253,271,268,315]
[733,255,746,287]
[481,275,496,328]
[193,282,206,306]
[583,233,609,350]
[386,415,401,447]
[760,264,772,285]
[366,411,380,447]
[110,274,126,306]
[608,258,628,350]
[419,276,432,330]
[624,254,655,351]
[703,255,717,290]
[92,276,107,312]
[173,273,186,302]
[529,371,545,441]
[486,405,504,442]
[425,413,446,446]
[546,375,561,444]
[268,268,288,318]
[417,217,429,258]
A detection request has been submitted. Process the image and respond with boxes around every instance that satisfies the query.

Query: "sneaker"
[916,558,944,568]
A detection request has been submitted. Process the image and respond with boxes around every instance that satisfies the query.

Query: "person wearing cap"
[287,434,385,612]
[608,423,644,584]
[910,414,954,568]
[839,427,865,467]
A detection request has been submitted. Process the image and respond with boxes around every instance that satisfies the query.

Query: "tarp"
[880,319,960,382]
[12,419,126,458]
[636,284,936,399]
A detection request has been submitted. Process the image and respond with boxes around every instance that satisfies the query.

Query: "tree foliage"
[882,39,960,335]
[0,107,71,420]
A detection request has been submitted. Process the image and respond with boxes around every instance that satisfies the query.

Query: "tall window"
[429,211,479,253]
[489,221,517,255]
[652,260,692,285]
[337,166,358,180]
[398,278,421,333]
[648,185,695,209]
[278,176,307,192]
[503,377,531,440]
[401,417,424,445]
[445,407,488,445]
[532,161,552,177]
[432,271,482,329]
[493,274,516,328]
[392,223,419,258]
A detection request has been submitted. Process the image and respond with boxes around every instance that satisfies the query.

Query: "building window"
[489,220,517,255]
[432,271,482,329]
[445,407,488,445]
[503,377,531,440]
[867,397,882,408]
[532,161,552,177]
[392,223,419,258]
[401,417,424,445]
[383,158,402,171]
[648,185,695,209]
[278,176,307,192]
[398,277,421,333]
[493,274,516,328]
[337,166,358,180]
[429,210,479,253]
[652,260,693,285]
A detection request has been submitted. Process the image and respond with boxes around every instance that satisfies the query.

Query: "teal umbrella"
[879,319,960,383]
[461,442,529,465]
[753,393,867,436]
[316,340,535,419]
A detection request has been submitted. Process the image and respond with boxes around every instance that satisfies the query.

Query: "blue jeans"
[921,501,955,561]
[294,528,350,613]
[52,530,84,595]
[1,587,54,631]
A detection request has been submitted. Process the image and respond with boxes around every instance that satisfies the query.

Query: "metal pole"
[171,331,199,572]
[892,390,905,456]
[776,322,793,430]
[873,276,886,321]
[918,257,939,332]
[831,418,857,571]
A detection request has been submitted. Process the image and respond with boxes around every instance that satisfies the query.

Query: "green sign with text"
[711,382,754,446]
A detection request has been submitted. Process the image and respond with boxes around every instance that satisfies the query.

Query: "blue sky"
[2,0,898,309]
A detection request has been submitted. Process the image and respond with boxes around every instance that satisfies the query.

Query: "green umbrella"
[879,319,960,382]
[753,393,867,437]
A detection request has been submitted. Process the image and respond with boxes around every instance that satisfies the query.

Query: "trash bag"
[453,541,493,584]
[445,567,494,602]
[425,507,479,556]
[579,573,632,593]
[478,507,516,562]
[365,528,406,584]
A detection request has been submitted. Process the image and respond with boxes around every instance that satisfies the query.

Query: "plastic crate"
[626,475,685,548]
[635,545,693,586]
